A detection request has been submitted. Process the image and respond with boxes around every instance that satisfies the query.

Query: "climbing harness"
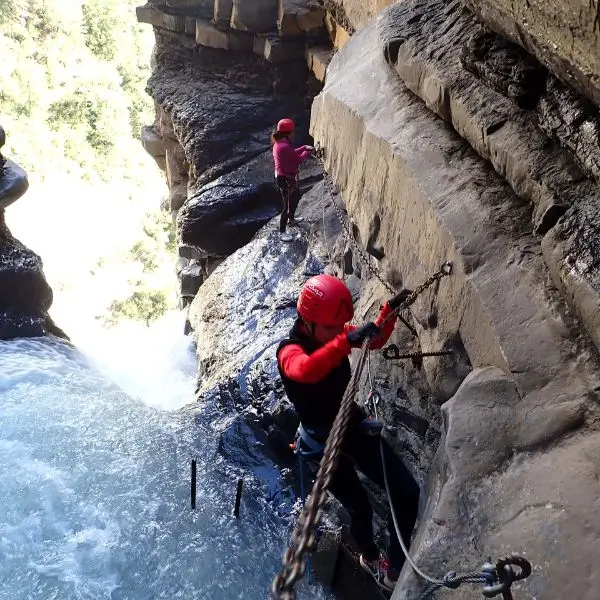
[311,145,418,338]
[271,262,453,600]
[365,353,532,600]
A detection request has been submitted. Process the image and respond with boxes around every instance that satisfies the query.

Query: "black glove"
[388,288,413,310]
[347,322,380,346]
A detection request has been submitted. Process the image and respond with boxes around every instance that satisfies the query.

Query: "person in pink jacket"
[271,118,313,242]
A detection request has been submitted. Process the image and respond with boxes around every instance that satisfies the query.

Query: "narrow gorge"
[2,1,600,599]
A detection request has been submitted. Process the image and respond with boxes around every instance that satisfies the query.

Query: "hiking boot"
[359,555,396,593]
[280,232,293,242]
[288,216,304,226]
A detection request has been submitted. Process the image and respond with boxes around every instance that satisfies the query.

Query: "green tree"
[106,289,169,327]
[81,0,119,61]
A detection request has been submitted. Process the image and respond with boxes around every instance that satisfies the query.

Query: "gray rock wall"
[461,0,600,107]
[138,0,600,597]
[310,17,600,599]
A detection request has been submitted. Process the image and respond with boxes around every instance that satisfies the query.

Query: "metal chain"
[383,347,454,361]
[271,264,453,600]
[379,261,453,329]
[313,153,418,337]
[271,341,370,600]
[367,354,532,600]
[324,174,395,295]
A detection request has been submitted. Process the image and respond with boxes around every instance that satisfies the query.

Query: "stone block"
[231,0,277,33]
[169,181,188,211]
[252,35,267,57]
[196,18,230,49]
[214,0,233,25]
[306,45,331,82]
[167,0,214,19]
[185,16,196,35]
[161,12,187,32]
[263,37,304,63]
[179,245,208,260]
[228,31,253,51]
[278,0,324,37]
[180,262,204,297]
[324,12,350,49]
[333,22,350,48]
[140,125,166,158]
[136,5,186,32]
[166,148,183,189]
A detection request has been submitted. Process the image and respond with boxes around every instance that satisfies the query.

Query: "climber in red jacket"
[277,274,420,592]
[271,118,313,243]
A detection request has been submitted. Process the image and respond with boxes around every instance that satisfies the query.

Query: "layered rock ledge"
[311,18,600,599]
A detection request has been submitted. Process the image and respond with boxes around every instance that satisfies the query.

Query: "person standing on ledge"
[271,118,313,242]
[276,274,420,592]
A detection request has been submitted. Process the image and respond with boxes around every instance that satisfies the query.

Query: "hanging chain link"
[314,154,418,336]
[271,263,452,600]
[324,173,396,295]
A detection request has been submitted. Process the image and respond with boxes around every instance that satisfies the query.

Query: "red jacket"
[273,139,311,178]
[278,303,397,384]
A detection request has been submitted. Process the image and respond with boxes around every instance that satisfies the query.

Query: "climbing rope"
[271,263,453,600]
[312,147,418,337]
[366,359,532,600]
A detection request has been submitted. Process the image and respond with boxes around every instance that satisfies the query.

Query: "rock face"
[139,14,314,303]
[177,151,281,255]
[139,0,600,597]
[310,18,600,599]
[0,159,29,210]
[376,0,600,376]
[0,134,65,340]
[230,0,278,33]
[461,0,600,107]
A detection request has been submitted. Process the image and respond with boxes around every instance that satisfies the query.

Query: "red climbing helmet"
[297,275,354,327]
[277,118,295,133]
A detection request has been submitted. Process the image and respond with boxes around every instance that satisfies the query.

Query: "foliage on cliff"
[0,0,154,183]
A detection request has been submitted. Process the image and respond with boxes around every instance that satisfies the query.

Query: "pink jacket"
[273,139,311,178]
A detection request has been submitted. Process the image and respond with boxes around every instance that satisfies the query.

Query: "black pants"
[328,431,420,573]
[276,176,301,233]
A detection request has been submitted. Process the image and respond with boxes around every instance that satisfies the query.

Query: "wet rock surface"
[0,158,29,210]
[0,206,64,341]
[189,179,440,598]
[147,31,310,189]
[461,0,600,107]
[377,0,594,235]
[0,129,64,341]
[311,18,600,599]
[188,182,338,526]
[177,151,281,255]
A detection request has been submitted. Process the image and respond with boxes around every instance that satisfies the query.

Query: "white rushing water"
[1,155,333,599]
[0,325,324,600]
